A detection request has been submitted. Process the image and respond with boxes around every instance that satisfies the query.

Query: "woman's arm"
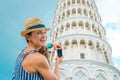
[32,53,63,80]
[54,57,63,80]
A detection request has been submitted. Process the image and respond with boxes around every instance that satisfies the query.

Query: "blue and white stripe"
[12,50,44,80]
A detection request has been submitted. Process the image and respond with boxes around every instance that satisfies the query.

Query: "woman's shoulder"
[28,52,48,64]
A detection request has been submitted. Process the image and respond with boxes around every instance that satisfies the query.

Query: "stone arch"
[72,67,89,80]
[91,3,93,9]
[104,51,109,63]
[72,8,76,15]
[98,28,103,38]
[88,40,94,49]
[89,10,92,18]
[96,42,99,48]
[80,39,86,48]
[89,10,91,15]
[72,39,78,47]
[95,69,108,80]
[72,21,77,28]
[85,22,90,30]
[78,21,83,28]
[67,0,70,6]
[60,68,66,80]
[67,9,70,17]
[60,25,64,33]
[82,0,85,5]
[83,9,87,16]
[92,23,97,34]
[113,74,119,80]
[56,28,59,35]
[60,6,62,11]
[64,40,69,49]
[90,13,93,19]
[78,8,82,15]
[65,40,69,46]
[62,12,65,19]
[98,28,101,37]
[96,42,99,49]
[94,13,97,21]
[66,23,70,30]
[80,39,85,45]
[72,0,75,4]
[87,1,90,7]
[63,3,66,9]
[77,0,80,4]
[58,15,61,22]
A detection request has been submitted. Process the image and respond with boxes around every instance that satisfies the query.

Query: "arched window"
[114,75,119,80]
[67,10,70,17]
[65,40,69,46]
[82,0,85,5]
[80,39,86,48]
[78,8,82,15]
[87,1,90,7]
[95,70,107,80]
[64,40,69,49]
[66,23,70,30]
[72,8,76,15]
[67,0,70,6]
[89,11,91,16]
[104,51,109,63]
[77,0,80,4]
[72,21,76,29]
[88,40,94,49]
[85,22,89,30]
[60,25,64,33]
[72,0,75,4]
[80,39,85,45]
[83,9,87,16]
[92,24,97,34]
[72,40,78,47]
[79,21,83,28]
[73,67,89,80]
[62,12,65,19]
[63,3,66,9]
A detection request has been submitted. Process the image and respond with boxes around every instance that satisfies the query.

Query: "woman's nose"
[41,33,47,37]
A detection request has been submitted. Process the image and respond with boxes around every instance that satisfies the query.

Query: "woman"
[12,17,63,80]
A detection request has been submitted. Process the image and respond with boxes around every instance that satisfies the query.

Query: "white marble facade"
[50,0,120,80]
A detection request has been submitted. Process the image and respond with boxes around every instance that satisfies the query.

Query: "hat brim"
[21,28,50,37]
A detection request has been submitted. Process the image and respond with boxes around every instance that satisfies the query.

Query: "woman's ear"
[25,35,30,41]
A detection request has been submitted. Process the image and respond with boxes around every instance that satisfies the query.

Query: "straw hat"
[21,17,50,36]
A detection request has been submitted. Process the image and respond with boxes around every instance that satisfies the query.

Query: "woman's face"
[28,29,47,48]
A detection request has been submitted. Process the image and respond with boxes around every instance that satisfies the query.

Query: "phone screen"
[57,49,62,58]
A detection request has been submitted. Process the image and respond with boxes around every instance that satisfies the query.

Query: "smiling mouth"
[40,40,46,42]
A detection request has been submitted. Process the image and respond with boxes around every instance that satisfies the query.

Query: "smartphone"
[57,49,63,58]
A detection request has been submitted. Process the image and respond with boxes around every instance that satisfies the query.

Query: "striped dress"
[12,50,44,80]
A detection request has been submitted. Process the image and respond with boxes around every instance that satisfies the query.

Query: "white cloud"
[95,0,120,58]
[95,0,120,25]
[105,24,120,58]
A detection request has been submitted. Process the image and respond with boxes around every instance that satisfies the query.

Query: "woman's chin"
[40,44,46,47]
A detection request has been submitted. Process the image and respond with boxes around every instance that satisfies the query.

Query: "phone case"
[57,49,62,57]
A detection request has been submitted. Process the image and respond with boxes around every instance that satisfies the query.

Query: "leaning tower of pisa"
[50,0,120,80]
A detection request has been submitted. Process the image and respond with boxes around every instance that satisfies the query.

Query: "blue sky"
[0,0,120,79]
[0,0,57,79]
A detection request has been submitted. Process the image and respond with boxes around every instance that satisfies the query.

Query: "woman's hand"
[55,56,63,65]
[52,43,61,50]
